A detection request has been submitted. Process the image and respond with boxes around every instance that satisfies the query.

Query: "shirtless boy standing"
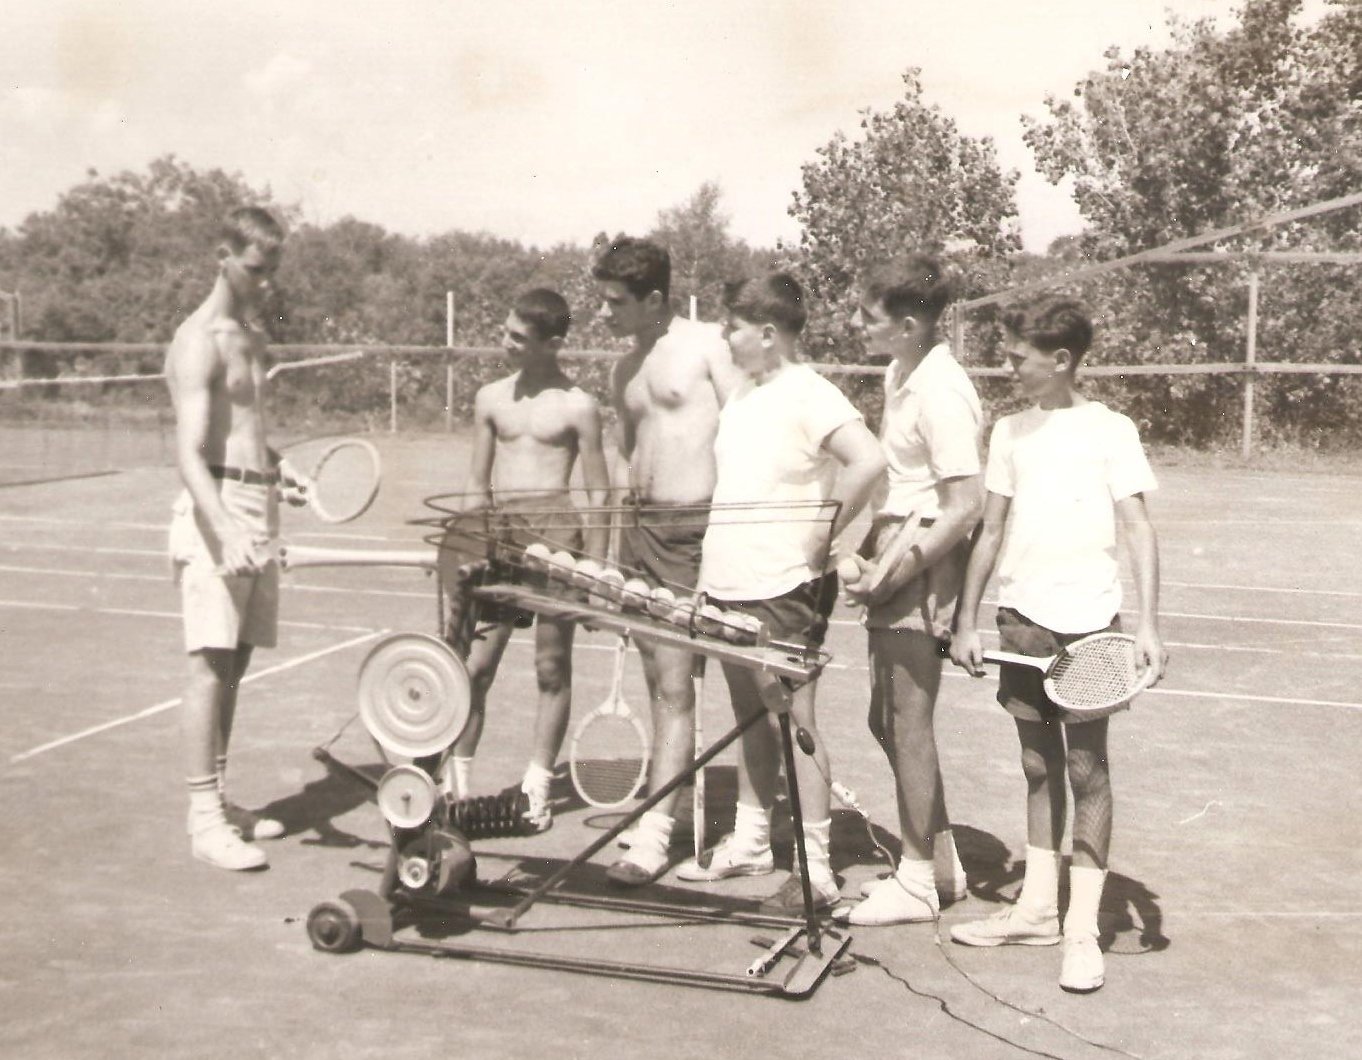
[445,288,610,828]
[165,206,287,871]
[591,235,739,884]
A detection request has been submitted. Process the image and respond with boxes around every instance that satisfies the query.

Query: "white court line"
[8,630,384,764]
[0,598,379,633]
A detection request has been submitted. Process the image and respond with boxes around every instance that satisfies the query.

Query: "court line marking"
[6,536,1362,600]
[0,598,379,633]
[7,630,384,765]
[5,560,1361,630]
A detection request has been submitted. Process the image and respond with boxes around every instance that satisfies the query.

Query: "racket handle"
[280,545,437,571]
[981,649,1049,670]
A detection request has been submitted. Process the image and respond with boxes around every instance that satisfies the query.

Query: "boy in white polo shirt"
[837,254,984,927]
[949,296,1167,993]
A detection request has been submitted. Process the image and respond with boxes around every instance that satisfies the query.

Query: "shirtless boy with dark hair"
[591,235,739,884]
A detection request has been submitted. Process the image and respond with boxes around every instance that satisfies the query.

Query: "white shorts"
[168,483,279,653]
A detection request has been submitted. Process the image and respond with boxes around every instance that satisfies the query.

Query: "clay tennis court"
[2,433,1359,1059]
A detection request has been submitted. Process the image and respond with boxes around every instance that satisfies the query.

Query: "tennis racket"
[278,438,382,524]
[982,631,1155,714]
[692,655,707,860]
[569,632,650,808]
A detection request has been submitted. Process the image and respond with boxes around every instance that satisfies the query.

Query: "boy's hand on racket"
[948,628,986,676]
[1133,625,1168,687]
[217,521,265,575]
[278,467,312,508]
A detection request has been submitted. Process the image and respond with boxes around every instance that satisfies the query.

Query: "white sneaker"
[838,875,939,925]
[674,834,774,882]
[186,803,284,841]
[950,905,1061,947]
[191,820,268,871]
[1060,933,1105,992]
[859,873,967,905]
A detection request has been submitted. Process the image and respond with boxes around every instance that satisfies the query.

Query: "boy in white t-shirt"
[949,296,1168,994]
[673,272,885,914]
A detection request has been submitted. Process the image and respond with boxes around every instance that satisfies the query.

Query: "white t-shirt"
[879,344,983,519]
[700,363,862,600]
[986,401,1157,634]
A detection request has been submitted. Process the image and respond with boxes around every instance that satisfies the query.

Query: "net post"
[389,358,398,434]
[1241,269,1259,459]
[445,354,454,434]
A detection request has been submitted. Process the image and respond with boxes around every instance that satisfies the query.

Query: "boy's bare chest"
[622,348,705,416]
[214,330,266,405]
[493,392,576,444]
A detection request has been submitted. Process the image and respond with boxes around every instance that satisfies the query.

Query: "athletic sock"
[1064,865,1108,938]
[802,817,835,891]
[934,828,967,890]
[624,811,675,874]
[450,756,475,799]
[732,801,772,855]
[188,774,226,832]
[1018,845,1062,918]
[896,857,937,890]
[520,762,554,802]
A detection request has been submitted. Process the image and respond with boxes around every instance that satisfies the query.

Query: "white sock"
[895,857,936,890]
[1064,865,1108,938]
[1018,845,1062,918]
[934,828,967,889]
[802,817,835,890]
[733,802,772,854]
[520,762,553,801]
[188,775,225,831]
[624,811,675,873]
[450,756,474,799]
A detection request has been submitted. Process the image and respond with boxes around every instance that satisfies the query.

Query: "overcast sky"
[0,0,1333,253]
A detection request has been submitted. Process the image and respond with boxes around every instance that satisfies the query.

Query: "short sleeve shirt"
[879,345,983,519]
[986,401,1157,634]
[700,364,862,600]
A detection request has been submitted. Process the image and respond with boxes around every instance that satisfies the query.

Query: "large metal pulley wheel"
[357,633,471,758]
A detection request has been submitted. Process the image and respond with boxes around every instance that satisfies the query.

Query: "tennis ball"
[695,603,725,638]
[836,555,865,583]
[523,542,553,570]
[548,550,577,579]
[669,599,697,629]
[620,578,652,610]
[718,611,746,642]
[594,568,626,606]
[571,557,603,588]
[647,586,677,619]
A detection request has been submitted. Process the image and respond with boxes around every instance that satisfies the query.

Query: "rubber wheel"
[306,898,362,954]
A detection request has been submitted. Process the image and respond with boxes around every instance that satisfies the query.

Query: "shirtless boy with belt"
[165,206,288,871]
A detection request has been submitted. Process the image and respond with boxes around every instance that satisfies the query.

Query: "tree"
[0,155,287,350]
[1022,0,1362,446]
[788,70,1021,362]
[647,182,771,320]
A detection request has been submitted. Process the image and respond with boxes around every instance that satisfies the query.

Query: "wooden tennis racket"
[568,632,650,808]
[983,631,1156,714]
[279,438,382,524]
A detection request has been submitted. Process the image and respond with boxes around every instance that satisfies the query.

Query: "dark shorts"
[996,607,1127,725]
[720,573,839,651]
[618,506,707,591]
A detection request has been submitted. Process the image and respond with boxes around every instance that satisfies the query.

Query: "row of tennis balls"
[521,542,763,642]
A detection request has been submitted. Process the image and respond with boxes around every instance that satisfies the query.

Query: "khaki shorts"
[860,514,967,640]
[168,484,279,653]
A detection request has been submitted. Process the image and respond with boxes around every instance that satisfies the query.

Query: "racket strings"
[1049,639,1139,709]
[572,714,647,806]
[311,442,380,522]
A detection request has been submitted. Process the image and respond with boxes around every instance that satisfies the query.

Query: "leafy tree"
[647,182,772,320]
[1022,0,1362,446]
[788,69,1021,364]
